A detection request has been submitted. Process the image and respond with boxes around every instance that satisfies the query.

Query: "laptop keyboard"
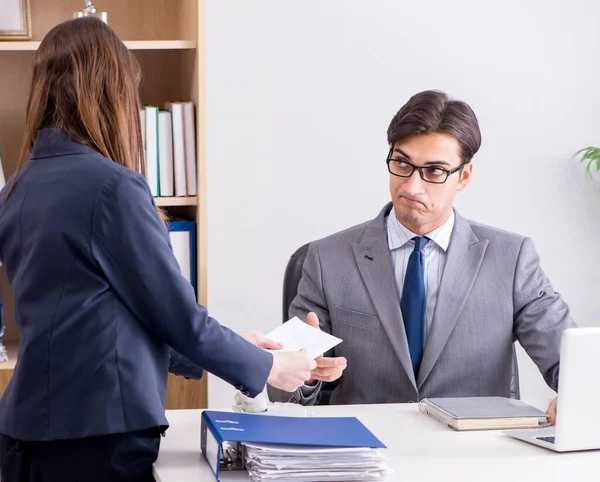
[537,436,555,444]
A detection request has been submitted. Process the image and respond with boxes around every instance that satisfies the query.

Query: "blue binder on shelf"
[200,410,386,481]
[167,220,196,292]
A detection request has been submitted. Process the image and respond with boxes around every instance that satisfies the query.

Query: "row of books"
[141,102,197,197]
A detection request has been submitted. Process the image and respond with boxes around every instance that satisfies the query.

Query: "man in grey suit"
[268,90,574,421]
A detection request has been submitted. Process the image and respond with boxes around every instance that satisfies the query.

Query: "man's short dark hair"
[387,90,482,163]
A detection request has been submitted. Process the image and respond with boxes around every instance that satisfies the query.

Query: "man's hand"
[304,312,347,386]
[268,350,317,392]
[240,330,282,350]
[546,397,558,425]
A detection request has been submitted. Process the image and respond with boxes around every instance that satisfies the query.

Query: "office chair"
[282,242,521,404]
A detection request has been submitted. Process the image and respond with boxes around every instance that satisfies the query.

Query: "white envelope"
[264,317,342,360]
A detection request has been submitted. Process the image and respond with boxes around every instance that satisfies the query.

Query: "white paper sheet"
[264,317,342,359]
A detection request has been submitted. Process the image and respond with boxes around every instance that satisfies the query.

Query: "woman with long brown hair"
[0,17,314,482]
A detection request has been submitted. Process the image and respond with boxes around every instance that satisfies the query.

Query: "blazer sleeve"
[512,237,577,392]
[267,242,329,405]
[91,170,272,397]
[168,348,205,380]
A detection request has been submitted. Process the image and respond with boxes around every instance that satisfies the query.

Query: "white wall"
[205,0,600,410]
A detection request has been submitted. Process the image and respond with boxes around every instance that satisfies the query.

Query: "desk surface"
[154,404,600,482]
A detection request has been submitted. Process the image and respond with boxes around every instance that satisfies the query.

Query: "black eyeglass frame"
[386,148,469,184]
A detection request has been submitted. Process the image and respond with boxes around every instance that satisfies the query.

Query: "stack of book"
[140,101,197,198]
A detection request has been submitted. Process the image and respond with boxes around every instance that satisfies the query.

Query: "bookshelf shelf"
[125,40,197,50]
[155,196,198,207]
[0,40,197,51]
[0,42,38,51]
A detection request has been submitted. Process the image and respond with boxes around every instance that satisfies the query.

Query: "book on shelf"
[158,110,174,197]
[181,101,197,196]
[143,105,160,197]
[141,101,197,199]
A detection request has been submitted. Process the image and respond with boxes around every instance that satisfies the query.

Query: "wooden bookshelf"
[155,196,198,207]
[0,0,208,410]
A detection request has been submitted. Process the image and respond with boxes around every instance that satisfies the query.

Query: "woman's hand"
[240,330,283,350]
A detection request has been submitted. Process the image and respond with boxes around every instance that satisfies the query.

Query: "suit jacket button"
[242,390,250,396]
[235,384,243,390]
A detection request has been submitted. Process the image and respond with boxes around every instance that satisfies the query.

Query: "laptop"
[504,327,600,452]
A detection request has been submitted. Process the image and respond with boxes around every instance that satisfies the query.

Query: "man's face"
[388,132,472,235]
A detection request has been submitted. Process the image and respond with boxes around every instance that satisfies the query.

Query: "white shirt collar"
[387,208,455,252]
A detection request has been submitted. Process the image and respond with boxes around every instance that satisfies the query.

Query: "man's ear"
[457,163,473,191]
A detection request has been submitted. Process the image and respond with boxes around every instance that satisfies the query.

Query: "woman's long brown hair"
[10,17,166,221]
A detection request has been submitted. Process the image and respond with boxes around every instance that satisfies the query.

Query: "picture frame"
[0,0,32,41]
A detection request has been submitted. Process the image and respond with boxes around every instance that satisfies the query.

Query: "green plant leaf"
[574,146,600,178]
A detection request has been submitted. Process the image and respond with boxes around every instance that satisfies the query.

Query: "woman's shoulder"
[57,149,146,197]
[92,161,152,211]
[29,129,143,187]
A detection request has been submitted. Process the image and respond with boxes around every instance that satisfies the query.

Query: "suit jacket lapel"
[417,212,488,389]
[352,203,417,390]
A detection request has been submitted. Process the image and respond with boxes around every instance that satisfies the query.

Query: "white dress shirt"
[386,208,455,341]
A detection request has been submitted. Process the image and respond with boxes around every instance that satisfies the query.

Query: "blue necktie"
[401,236,429,375]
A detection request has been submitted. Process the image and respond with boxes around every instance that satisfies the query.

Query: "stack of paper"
[243,443,390,481]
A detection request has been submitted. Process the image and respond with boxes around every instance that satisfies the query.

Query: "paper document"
[264,317,342,359]
[243,443,389,481]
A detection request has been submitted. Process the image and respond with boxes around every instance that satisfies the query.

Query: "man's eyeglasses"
[386,149,468,184]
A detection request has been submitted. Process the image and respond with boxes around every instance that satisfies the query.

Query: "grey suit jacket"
[268,203,576,405]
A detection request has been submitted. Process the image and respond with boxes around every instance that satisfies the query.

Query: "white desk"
[154,404,600,482]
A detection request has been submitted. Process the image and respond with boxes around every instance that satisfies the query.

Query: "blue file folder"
[167,220,196,292]
[200,410,386,481]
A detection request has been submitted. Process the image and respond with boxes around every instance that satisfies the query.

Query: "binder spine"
[200,412,209,464]
[201,412,225,480]
[418,399,456,430]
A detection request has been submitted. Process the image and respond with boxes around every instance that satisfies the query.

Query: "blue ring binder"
[200,410,386,481]
[167,220,197,293]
